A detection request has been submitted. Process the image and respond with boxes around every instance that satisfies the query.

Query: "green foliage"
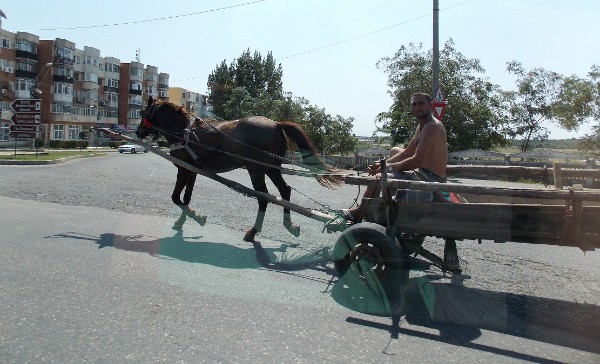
[206,50,357,155]
[375,40,509,152]
[48,140,89,149]
[579,124,600,156]
[208,49,283,120]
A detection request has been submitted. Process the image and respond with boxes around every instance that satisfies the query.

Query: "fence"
[307,149,600,189]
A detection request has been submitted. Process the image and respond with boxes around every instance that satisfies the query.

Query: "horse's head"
[137,96,161,140]
[136,96,193,141]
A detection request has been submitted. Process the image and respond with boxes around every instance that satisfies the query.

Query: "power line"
[27,0,266,31]
[281,0,476,60]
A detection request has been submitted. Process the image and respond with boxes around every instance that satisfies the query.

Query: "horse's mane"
[155,99,194,118]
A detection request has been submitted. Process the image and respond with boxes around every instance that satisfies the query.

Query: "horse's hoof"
[194,215,207,226]
[284,222,300,237]
[187,208,207,226]
[243,228,257,242]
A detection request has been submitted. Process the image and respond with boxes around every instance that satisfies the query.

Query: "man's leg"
[344,147,406,221]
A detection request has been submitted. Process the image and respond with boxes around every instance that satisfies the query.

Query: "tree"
[375,40,509,152]
[207,60,234,119]
[578,65,600,155]
[504,61,596,152]
[208,49,284,119]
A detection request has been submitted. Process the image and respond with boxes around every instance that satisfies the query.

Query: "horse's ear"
[147,96,154,107]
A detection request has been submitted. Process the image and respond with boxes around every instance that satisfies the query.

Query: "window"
[53,124,64,140]
[17,78,36,92]
[129,95,143,106]
[1,38,11,48]
[0,122,9,141]
[83,73,99,83]
[84,55,99,67]
[51,103,72,114]
[53,83,73,96]
[129,81,142,91]
[15,39,37,53]
[106,79,118,88]
[54,66,74,79]
[68,125,79,140]
[16,58,37,73]
[130,67,143,78]
[55,46,75,65]
[128,109,141,119]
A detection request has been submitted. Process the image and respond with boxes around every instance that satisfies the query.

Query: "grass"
[0,150,107,161]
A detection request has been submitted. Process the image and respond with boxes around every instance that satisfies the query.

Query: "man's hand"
[368,162,382,175]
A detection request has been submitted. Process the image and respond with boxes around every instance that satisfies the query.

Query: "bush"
[47,140,89,149]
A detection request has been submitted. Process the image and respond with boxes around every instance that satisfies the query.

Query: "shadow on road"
[334,258,600,361]
[45,230,600,361]
[46,230,331,272]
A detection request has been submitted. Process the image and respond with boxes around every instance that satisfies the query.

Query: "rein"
[144,119,320,177]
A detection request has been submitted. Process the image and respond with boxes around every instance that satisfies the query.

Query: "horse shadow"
[46,229,331,272]
[332,258,600,360]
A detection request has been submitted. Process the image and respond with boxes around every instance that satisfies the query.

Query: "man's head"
[410,92,433,120]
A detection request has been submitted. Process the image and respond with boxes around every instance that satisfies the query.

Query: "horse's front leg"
[171,167,189,205]
[183,173,197,205]
[267,169,300,237]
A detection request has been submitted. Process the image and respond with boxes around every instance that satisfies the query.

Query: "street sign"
[434,85,444,102]
[432,101,447,121]
[9,131,38,139]
[10,124,43,133]
[11,113,40,125]
[10,99,41,113]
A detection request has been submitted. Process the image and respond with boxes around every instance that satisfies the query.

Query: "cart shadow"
[333,261,600,359]
[46,230,330,272]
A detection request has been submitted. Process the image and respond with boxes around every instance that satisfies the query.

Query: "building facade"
[0,29,213,148]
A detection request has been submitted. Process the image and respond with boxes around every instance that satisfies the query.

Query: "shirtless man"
[343,91,448,221]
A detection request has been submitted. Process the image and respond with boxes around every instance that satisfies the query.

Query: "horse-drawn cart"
[334,160,600,293]
[94,126,600,295]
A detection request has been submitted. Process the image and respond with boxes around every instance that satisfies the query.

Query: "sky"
[1,0,598,139]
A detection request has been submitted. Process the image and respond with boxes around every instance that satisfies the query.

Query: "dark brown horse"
[136,97,340,242]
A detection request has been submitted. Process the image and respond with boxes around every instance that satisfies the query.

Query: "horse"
[136,96,341,242]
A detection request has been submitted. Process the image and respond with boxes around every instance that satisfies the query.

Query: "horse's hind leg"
[267,168,300,237]
[243,170,269,242]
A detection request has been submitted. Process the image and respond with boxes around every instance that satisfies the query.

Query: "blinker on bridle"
[142,103,161,129]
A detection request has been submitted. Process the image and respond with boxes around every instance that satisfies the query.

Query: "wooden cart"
[331,160,600,293]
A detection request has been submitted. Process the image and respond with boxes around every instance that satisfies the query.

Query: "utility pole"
[432,0,440,97]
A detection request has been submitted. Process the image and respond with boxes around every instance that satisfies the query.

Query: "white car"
[118,143,147,154]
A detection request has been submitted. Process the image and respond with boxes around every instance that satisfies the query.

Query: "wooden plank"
[344,175,600,202]
[361,199,600,249]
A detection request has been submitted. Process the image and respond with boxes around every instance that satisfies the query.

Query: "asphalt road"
[1,152,599,363]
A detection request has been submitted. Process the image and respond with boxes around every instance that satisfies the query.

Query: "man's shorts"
[388,168,446,203]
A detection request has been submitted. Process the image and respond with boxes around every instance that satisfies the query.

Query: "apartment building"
[169,87,213,119]
[0,29,182,147]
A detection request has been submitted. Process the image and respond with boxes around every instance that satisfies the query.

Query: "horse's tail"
[277,122,342,189]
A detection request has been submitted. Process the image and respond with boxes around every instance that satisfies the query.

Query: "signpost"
[9,125,43,133]
[432,85,447,121]
[11,99,41,113]
[10,98,42,156]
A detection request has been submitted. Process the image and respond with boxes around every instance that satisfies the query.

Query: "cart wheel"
[332,222,404,293]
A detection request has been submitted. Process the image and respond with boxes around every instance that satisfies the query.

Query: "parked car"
[118,144,147,154]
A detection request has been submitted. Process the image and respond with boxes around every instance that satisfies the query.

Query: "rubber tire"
[333,222,404,294]
[119,150,123,153]
[131,148,136,154]
[143,149,147,153]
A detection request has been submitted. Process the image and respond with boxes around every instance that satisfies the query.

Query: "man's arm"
[388,124,438,172]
